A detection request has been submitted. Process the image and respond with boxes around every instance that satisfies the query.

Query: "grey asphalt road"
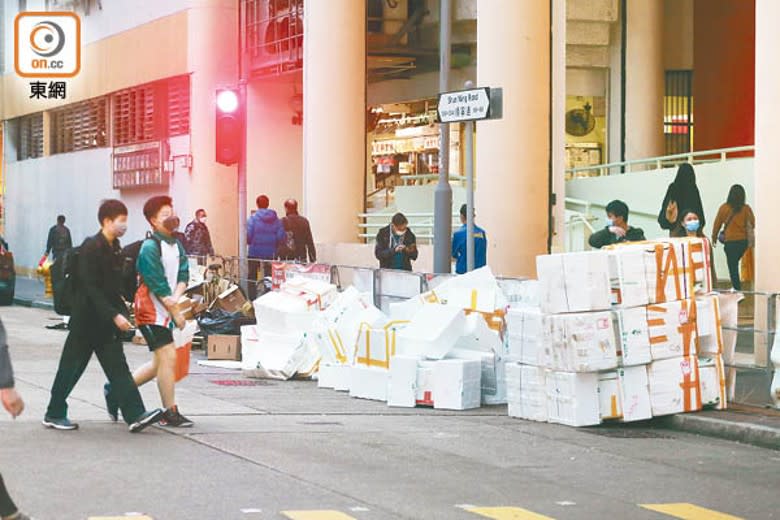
[0,306,777,520]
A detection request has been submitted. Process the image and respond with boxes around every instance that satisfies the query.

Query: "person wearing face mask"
[44,199,164,433]
[125,195,192,428]
[183,208,215,260]
[681,208,717,285]
[588,200,646,249]
[375,213,418,271]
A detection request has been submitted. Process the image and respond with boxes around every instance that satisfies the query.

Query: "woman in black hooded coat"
[658,163,705,237]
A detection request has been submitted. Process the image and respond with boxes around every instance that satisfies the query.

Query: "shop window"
[50,98,108,154]
[112,75,190,147]
[16,113,43,161]
[664,70,694,155]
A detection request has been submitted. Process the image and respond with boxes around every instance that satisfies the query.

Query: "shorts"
[138,324,174,352]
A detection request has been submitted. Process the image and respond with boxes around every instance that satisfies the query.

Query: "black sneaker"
[104,382,118,422]
[8,513,34,520]
[42,416,79,430]
[160,406,194,428]
[128,409,164,433]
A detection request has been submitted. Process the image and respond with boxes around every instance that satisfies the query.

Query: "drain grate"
[583,428,674,439]
[210,379,274,386]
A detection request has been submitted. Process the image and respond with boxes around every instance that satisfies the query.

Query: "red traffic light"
[216,88,242,166]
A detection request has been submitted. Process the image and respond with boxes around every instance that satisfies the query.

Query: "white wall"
[566,158,755,278]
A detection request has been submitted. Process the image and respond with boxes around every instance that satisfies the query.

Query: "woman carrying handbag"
[711,184,756,291]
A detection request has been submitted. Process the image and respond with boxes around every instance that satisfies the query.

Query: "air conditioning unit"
[246,0,303,76]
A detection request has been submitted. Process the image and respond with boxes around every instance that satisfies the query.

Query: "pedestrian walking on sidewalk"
[124,195,193,427]
[44,215,72,262]
[589,200,646,249]
[43,200,164,433]
[375,213,418,272]
[280,199,316,264]
[247,195,285,299]
[183,209,215,260]
[0,317,33,520]
[711,184,755,291]
[658,163,705,237]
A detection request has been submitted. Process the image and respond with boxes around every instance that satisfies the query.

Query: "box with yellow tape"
[355,320,408,370]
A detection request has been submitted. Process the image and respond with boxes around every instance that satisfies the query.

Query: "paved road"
[0,306,777,520]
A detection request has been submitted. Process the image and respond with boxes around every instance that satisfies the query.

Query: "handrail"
[565,197,657,220]
[566,145,755,178]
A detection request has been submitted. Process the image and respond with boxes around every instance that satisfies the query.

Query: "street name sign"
[437,87,491,123]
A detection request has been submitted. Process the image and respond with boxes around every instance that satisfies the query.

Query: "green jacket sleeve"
[137,239,171,298]
[177,241,190,284]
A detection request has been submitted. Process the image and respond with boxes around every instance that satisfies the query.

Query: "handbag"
[718,210,737,244]
[665,199,679,226]
[746,220,755,249]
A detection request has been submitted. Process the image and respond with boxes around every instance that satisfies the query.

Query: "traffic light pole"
[238,79,248,294]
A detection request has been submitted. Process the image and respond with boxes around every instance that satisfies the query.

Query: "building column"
[303,0,366,244]
[624,0,664,161]
[754,0,780,378]
[476,0,550,277]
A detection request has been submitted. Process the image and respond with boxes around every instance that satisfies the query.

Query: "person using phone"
[375,212,418,272]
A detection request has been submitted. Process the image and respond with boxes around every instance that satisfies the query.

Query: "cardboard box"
[536,251,611,314]
[217,285,249,314]
[699,355,727,410]
[349,365,389,401]
[432,359,482,410]
[647,299,699,360]
[613,306,651,366]
[696,294,723,355]
[506,362,548,422]
[647,356,702,416]
[396,304,466,360]
[548,311,618,372]
[207,334,242,361]
[546,370,601,427]
[387,355,421,407]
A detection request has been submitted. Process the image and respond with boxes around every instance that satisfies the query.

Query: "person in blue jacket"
[452,204,487,274]
[247,194,285,299]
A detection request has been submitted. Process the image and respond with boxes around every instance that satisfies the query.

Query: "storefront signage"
[437,87,491,123]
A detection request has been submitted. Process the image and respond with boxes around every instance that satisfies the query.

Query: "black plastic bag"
[197,308,255,337]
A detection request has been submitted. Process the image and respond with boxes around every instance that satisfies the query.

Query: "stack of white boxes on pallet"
[506,237,726,428]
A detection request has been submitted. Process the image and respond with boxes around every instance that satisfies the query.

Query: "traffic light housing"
[215,88,242,166]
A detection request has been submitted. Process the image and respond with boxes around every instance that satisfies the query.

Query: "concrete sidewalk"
[12,276,53,310]
[662,404,780,450]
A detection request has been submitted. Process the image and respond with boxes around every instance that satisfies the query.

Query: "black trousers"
[724,240,748,291]
[0,473,18,517]
[46,329,146,424]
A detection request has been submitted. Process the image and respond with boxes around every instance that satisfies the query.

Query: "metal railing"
[566,145,755,178]
[357,211,463,243]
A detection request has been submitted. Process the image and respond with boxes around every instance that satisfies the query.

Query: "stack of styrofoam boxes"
[243,278,339,380]
[696,293,727,410]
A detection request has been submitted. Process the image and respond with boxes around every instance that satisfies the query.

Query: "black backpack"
[120,234,162,303]
[52,247,81,316]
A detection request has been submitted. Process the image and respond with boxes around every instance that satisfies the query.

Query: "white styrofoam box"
[388,290,441,321]
[598,372,621,420]
[432,359,482,410]
[283,277,339,310]
[355,321,407,370]
[670,237,713,296]
[318,363,351,391]
[548,312,618,372]
[415,361,436,406]
[387,355,421,407]
[699,355,727,410]
[396,304,466,360]
[242,330,315,380]
[434,266,508,311]
[349,365,389,401]
[506,362,548,422]
[647,356,702,416]
[447,348,507,405]
[500,279,541,309]
[253,290,319,334]
[446,286,500,314]
[607,248,651,308]
[456,313,503,354]
[647,299,699,360]
[536,251,611,314]
[612,306,651,367]
[240,326,262,372]
[320,287,386,362]
[616,365,653,422]
[696,294,723,355]
[506,308,550,367]
[546,371,601,427]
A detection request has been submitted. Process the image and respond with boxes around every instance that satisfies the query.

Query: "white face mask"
[199,217,208,224]
[606,218,615,227]
[113,222,128,237]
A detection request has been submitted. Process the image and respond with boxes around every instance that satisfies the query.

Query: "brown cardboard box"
[207,334,242,361]
[177,295,208,321]
[217,286,248,314]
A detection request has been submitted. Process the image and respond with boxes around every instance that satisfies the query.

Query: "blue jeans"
[724,240,748,291]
